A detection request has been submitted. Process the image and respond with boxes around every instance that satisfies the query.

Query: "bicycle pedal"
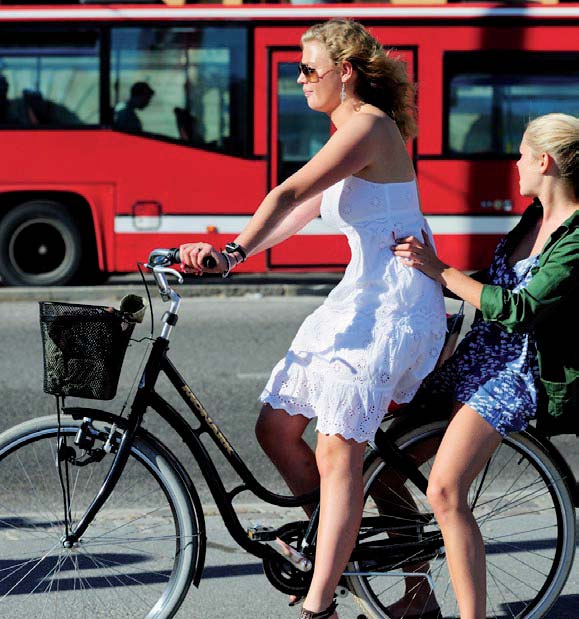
[247,524,277,541]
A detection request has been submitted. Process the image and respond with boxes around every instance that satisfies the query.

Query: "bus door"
[268,48,415,270]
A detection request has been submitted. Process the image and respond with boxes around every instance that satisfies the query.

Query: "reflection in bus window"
[277,62,331,184]
[111,27,248,155]
[446,53,579,155]
[0,36,99,127]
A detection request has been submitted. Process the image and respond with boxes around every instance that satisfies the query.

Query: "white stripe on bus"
[114,214,520,236]
[0,7,578,20]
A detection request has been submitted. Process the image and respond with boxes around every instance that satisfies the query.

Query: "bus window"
[446,52,579,155]
[0,31,99,127]
[111,26,248,155]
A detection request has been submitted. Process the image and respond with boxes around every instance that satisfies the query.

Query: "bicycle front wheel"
[0,415,198,619]
[348,420,576,619]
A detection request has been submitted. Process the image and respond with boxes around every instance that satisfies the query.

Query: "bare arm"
[178,194,322,275]
[249,194,322,256]
[436,268,484,309]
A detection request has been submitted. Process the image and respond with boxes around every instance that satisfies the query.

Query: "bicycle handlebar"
[148,248,217,269]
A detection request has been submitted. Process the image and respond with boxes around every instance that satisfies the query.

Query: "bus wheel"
[0,201,82,286]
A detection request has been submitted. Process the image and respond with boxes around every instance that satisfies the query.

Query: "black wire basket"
[39,301,136,400]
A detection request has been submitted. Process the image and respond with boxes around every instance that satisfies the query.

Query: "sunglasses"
[297,63,335,84]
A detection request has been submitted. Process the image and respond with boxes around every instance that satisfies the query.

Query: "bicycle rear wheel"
[347,420,576,619]
[0,415,198,619]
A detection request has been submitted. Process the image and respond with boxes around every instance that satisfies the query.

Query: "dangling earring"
[340,83,346,104]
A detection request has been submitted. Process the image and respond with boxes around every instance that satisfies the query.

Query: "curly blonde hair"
[301,18,416,141]
[525,113,578,199]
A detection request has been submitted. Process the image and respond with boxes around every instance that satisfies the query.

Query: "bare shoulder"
[341,109,399,142]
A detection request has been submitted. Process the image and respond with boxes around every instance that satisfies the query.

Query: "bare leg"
[256,404,321,606]
[426,404,502,619]
[370,435,442,617]
[255,404,319,515]
[302,433,367,617]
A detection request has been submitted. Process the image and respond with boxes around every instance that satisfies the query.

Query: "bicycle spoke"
[480,501,556,527]
[476,446,519,501]
[483,533,556,567]
[0,540,62,602]
[0,512,59,542]
[474,475,552,515]
[76,547,143,616]
[77,546,166,610]
[487,565,520,619]
[485,523,557,541]
[84,549,172,586]
[469,453,494,509]
[38,553,64,619]
[82,533,186,545]
[74,550,120,616]
[67,461,85,531]
[487,555,543,592]
[72,454,97,527]
[490,547,550,580]
[71,554,91,619]
[80,503,175,544]
[477,483,556,526]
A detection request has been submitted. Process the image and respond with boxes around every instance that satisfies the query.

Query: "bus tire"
[0,200,83,286]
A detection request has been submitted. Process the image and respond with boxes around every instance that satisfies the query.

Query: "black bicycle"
[0,249,575,619]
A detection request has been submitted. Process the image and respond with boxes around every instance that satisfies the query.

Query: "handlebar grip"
[167,248,181,264]
[203,255,217,269]
[166,248,217,269]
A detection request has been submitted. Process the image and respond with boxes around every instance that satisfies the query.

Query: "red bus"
[0,2,577,285]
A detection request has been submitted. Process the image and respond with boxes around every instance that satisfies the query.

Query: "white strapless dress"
[260,176,447,442]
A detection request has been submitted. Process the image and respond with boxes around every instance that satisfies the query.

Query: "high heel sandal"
[299,600,337,619]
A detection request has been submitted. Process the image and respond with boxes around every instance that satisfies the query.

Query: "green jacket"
[480,202,579,434]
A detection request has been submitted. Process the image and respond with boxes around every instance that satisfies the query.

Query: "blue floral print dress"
[421,238,542,436]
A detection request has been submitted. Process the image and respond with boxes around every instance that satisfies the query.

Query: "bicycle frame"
[62,263,433,570]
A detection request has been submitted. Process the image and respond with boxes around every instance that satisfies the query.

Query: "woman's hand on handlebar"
[179,242,226,275]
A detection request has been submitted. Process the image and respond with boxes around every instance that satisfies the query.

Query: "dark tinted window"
[446,52,579,155]
[111,26,248,156]
[0,31,99,127]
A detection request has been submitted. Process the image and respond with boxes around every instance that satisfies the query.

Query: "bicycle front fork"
[58,405,144,545]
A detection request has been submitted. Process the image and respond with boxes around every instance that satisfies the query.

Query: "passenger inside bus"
[0,75,11,123]
[174,106,204,146]
[0,74,25,125]
[0,76,82,127]
[114,81,155,133]
[23,89,82,126]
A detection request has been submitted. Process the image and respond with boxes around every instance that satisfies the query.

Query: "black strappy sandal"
[299,600,337,619]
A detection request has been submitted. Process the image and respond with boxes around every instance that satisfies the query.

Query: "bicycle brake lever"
[150,266,184,285]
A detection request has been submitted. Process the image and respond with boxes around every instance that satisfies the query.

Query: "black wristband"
[225,242,247,262]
